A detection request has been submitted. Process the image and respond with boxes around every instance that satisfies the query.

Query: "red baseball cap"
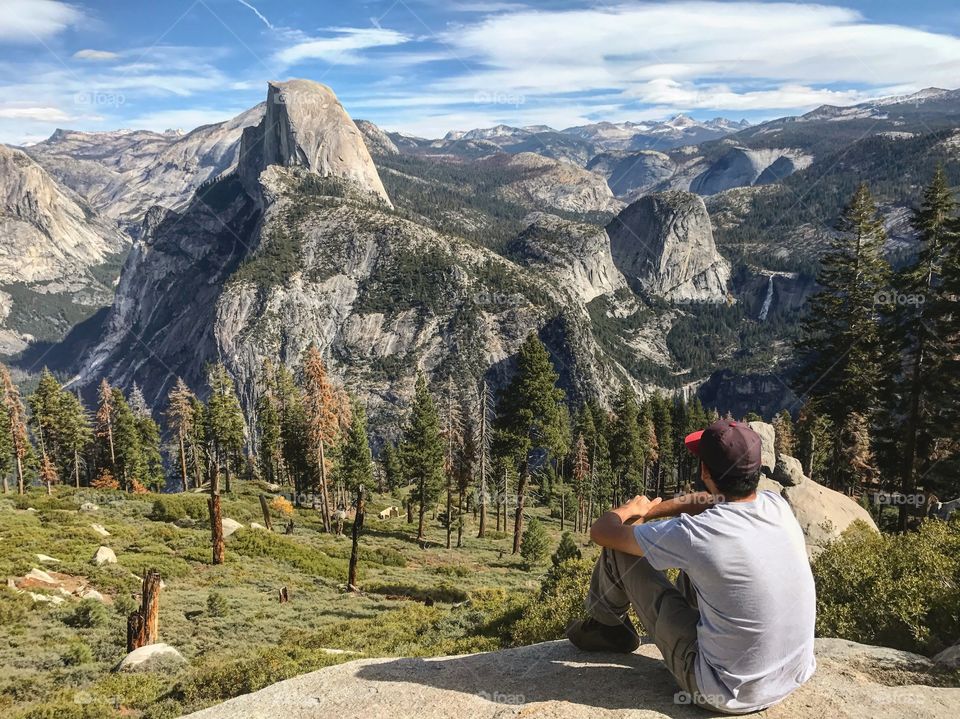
[684,419,761,480]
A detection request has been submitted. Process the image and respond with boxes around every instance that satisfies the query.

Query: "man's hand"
[617,494,663,525]
[589,496,663,556]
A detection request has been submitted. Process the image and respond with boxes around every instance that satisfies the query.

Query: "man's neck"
[717,491,758,504]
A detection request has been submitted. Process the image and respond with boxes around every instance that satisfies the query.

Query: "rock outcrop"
[238,80,391,206]
[0,144,129,352]
[115,643,185,672]
[690,147,813,195]
[779,479,879,557]
[26,104,265,231]
[485,152,624,214]
[608,191,730,303]
[183,638,959,719]
[509,213,628,303]
[588,150,677,198]
[355,119,399,156]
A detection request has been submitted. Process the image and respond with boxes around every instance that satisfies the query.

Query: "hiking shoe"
[565,615,640,653]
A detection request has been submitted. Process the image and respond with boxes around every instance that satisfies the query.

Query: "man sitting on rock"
[567,419,816,714]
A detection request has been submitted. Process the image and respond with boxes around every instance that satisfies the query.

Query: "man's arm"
[589,495,662,556]
[642,492,715,521]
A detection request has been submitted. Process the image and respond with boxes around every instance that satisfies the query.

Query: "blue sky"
[1,0,959,144]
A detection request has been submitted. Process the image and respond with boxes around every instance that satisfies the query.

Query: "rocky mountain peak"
[607,190,730,303]
[238,80,391,206]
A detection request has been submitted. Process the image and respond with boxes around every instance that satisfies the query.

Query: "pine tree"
[495,333,568,554]
[476,378,493,538]
[795,184,891,456]
[133,400,164,491]
[571,433,590,533]
[207,363,246,494]
[455,417,477,548]
[890,167,959,525]
[95,379,117,476]
[300,347,349,531]
[166,378,197,491]
[339,398,374,589]
[111,388,144,491]
[639,403,658,495]
[519,517,549,568]
[1,364,30,494]
[58,390,92,488]
[380,441,402,492]
[27,369,63,483]
[839,412,876,494]
[649,394,674,496]
[552,531,582,566]
[772,409,796,457]
[441,376,464,549]
[796,404,832,483]
[255,361,283,487]
[0,393,14,493]
[400,372,445,542]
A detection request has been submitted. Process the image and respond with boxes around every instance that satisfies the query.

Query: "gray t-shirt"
[633,490,816,714]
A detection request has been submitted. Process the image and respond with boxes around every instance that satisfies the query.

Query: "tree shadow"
[354,641,720,717]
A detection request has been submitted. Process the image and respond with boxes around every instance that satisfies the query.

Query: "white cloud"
[0,105,71,121]
[73,49,119,61]
[122,107,246,132]
[275,27,410,66]
[235,0,274,30]
[436,2,960,102]
[0,0,84,41]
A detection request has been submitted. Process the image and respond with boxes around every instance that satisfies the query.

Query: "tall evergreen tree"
[476,378,493,538]
[441,376,464,549]
[27,369,62,479]
[456,417,476,548]
[132,397,164,491]
[339,398,374,589]
[401,372,445,542]
[166,378,197,491]
[610,382,646,501]
[795,184,891,486]
[111,388,144,491]
[255,361,283,487]
[2,364,30,494]
[649,394,674,495]
[495,333,568,554]
[207,363,246,494]
[380,441,402,492]
[890,167,959,522]
[58,389,92,488]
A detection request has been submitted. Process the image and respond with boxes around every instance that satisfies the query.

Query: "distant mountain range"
[2,84,959,420]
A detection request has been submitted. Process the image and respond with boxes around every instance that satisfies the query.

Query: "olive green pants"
[586,548,701,698]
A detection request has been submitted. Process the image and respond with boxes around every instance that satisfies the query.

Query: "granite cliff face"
[25,104,265,233]
[238,81,390,206]
[0,145,128,353]
[608,191,730,303]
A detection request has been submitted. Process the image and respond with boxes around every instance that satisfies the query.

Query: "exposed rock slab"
[608,191,729,303]
[115,643,185,672]
[183,638,958,719]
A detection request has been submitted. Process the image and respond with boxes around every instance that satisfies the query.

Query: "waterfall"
[758,275,774,321]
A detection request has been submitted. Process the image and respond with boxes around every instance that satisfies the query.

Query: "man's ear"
[700,463,719,496]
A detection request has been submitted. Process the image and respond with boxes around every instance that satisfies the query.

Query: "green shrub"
[520,519,550,568]
[149,496,207,523]
[206,591,228,618]
[364,581,469,604]
[552,532,582,566]
[0,587,30,624]
[113,593,137,616]
[62,641,93,666]
[813,518,960,654]
[511,558,593,644]
[66,599,110,628]
[229,530,348,580]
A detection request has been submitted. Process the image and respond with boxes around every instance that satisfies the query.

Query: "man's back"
[633,490,816,713]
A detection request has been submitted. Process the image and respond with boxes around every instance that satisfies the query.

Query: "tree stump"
[209,495,225,564]
[285,519,295,534]
[127,569,161,652]
[258,494,274,531]
[347,486,365,590]
[278,587,289,603]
